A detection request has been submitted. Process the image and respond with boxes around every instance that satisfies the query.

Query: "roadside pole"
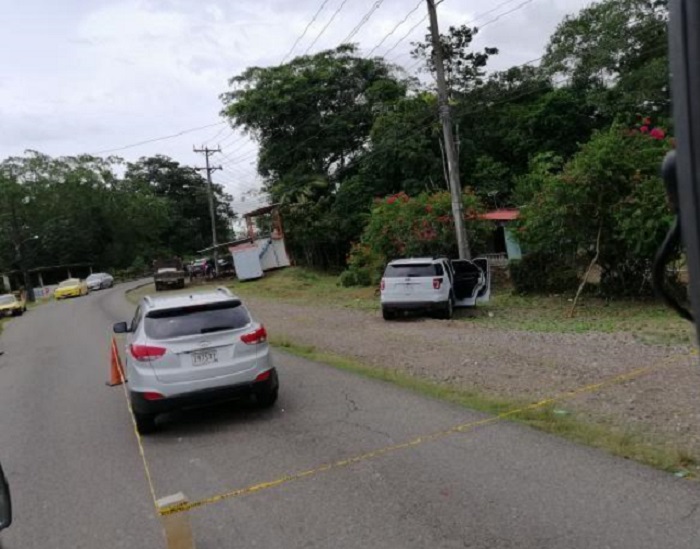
[426,0,471,260]
[193,146,223,277]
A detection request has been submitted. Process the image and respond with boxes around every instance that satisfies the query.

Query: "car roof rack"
[216,287,233,297]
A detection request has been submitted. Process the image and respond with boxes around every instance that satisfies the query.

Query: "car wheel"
[154,283,161,292]
[255,387,278,408]
[134,413,158,434]
[382,307,395,321]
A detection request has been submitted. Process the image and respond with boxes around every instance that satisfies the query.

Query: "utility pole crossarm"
[426,0,471,260]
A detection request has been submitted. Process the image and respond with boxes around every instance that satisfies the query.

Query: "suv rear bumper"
[382,300,445,312]
[130,368,279,414]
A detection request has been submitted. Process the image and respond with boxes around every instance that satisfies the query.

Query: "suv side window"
[131,305,142,333]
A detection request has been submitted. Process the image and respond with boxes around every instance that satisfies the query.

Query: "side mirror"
[0,463,12,531]
[113,322,129,334]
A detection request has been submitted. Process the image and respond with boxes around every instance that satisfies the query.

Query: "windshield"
[86,274,101,281]
[0,296,15,305]
[58,280,79,288]
[144,300,250,339]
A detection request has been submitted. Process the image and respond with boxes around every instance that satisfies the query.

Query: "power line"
[282,0,333,62]
[341,0,386,44]
[203,123,232,145]
[366,0,423,57]
[304,0,352,55]
[383,12,428,58]
[478,0,535,29]
[91,122,225,155]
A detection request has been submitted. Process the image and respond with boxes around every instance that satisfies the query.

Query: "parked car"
[0,293,26,317]
[113,287,278,433]
[0,461,11,532]
[54,278,89,300]
[86,272,114,291]
[153,258,186,291]
[380,257,490,320]
[189,258,208,277]
[217,257,235,275]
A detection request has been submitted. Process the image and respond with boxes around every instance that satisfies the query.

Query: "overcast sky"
[0,0,592,212]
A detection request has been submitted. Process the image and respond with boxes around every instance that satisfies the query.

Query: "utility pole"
[426,0,471,260]
[194,146,223,276]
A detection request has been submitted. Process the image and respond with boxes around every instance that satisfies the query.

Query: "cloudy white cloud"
[0,0,591,209]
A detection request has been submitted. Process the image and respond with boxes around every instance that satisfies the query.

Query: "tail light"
[255,370,272,382]
[143,391,165,401]
[241,325,267,345]
[129,344,166,361]
[380,279,385,291]
[433,278,443,289]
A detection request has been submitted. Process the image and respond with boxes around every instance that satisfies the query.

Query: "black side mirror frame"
[113,321,129,334]
[0,462,12,531]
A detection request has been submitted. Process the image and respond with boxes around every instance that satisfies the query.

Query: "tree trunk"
[569,222,603,318]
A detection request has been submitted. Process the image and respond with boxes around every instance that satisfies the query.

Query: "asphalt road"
[1,281,699,548]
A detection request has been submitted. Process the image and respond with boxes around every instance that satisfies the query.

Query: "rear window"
[144,300,251,339]
[384,263,444,278]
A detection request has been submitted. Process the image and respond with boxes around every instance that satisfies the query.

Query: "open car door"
[451,260,485,307]
[473,257,491,304]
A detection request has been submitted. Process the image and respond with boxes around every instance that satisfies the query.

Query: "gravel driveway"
[247,297,700,457]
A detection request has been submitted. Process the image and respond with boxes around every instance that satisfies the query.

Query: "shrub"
[510,253,579,294]
[341,191,488,286]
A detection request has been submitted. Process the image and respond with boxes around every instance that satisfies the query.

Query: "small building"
[477,209,522,265]
[215,204,292,281]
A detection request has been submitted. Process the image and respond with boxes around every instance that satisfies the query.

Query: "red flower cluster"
[386,192,410,205]
[633,115,667,141]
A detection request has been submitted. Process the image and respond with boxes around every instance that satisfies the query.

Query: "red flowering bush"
[340,191,488,286]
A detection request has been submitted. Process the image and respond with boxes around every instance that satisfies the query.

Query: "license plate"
[192,349,218,367]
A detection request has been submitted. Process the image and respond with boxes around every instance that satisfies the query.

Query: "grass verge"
[471,291,694,345]
[126,269,693,345]
[271,335,697,476]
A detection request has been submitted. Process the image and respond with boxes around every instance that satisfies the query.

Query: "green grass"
[126,268,693,344]
[271,336,698,476]
[231,268,378,310]
[126,268,379,310]
[467,291,694,345]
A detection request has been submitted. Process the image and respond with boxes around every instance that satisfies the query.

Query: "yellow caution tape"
[157,355,688,516]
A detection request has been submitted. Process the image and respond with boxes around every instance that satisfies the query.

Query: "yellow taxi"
[0,293,27,317]
[54,278,89,300]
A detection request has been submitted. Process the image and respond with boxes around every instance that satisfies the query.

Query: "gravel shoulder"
[246,296,700,459]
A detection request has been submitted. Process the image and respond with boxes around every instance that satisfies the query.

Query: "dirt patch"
[247,297,700,456]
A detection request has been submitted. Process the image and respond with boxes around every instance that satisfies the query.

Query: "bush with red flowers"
[340,191,488,286]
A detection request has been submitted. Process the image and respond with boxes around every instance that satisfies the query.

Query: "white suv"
[380,257,490,320]
[113,287,278,433]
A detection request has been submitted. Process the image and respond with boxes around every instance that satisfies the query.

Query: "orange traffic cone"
[106,337,126,387]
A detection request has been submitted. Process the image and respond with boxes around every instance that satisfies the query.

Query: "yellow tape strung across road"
[158,359,676,517]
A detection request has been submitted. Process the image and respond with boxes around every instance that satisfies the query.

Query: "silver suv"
[113,287,278,433]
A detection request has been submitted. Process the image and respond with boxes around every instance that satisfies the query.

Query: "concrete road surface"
[0,281,699,548]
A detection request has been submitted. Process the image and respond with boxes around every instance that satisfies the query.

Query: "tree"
[518,122,673,296]
[542,0,669,120]
[220,45,406,268]
[123,156,234,258]
[410,25,498,96]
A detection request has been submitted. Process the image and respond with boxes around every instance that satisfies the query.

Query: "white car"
[380,257,490,320]
[113,287,278,433]
[86,272,114,291]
